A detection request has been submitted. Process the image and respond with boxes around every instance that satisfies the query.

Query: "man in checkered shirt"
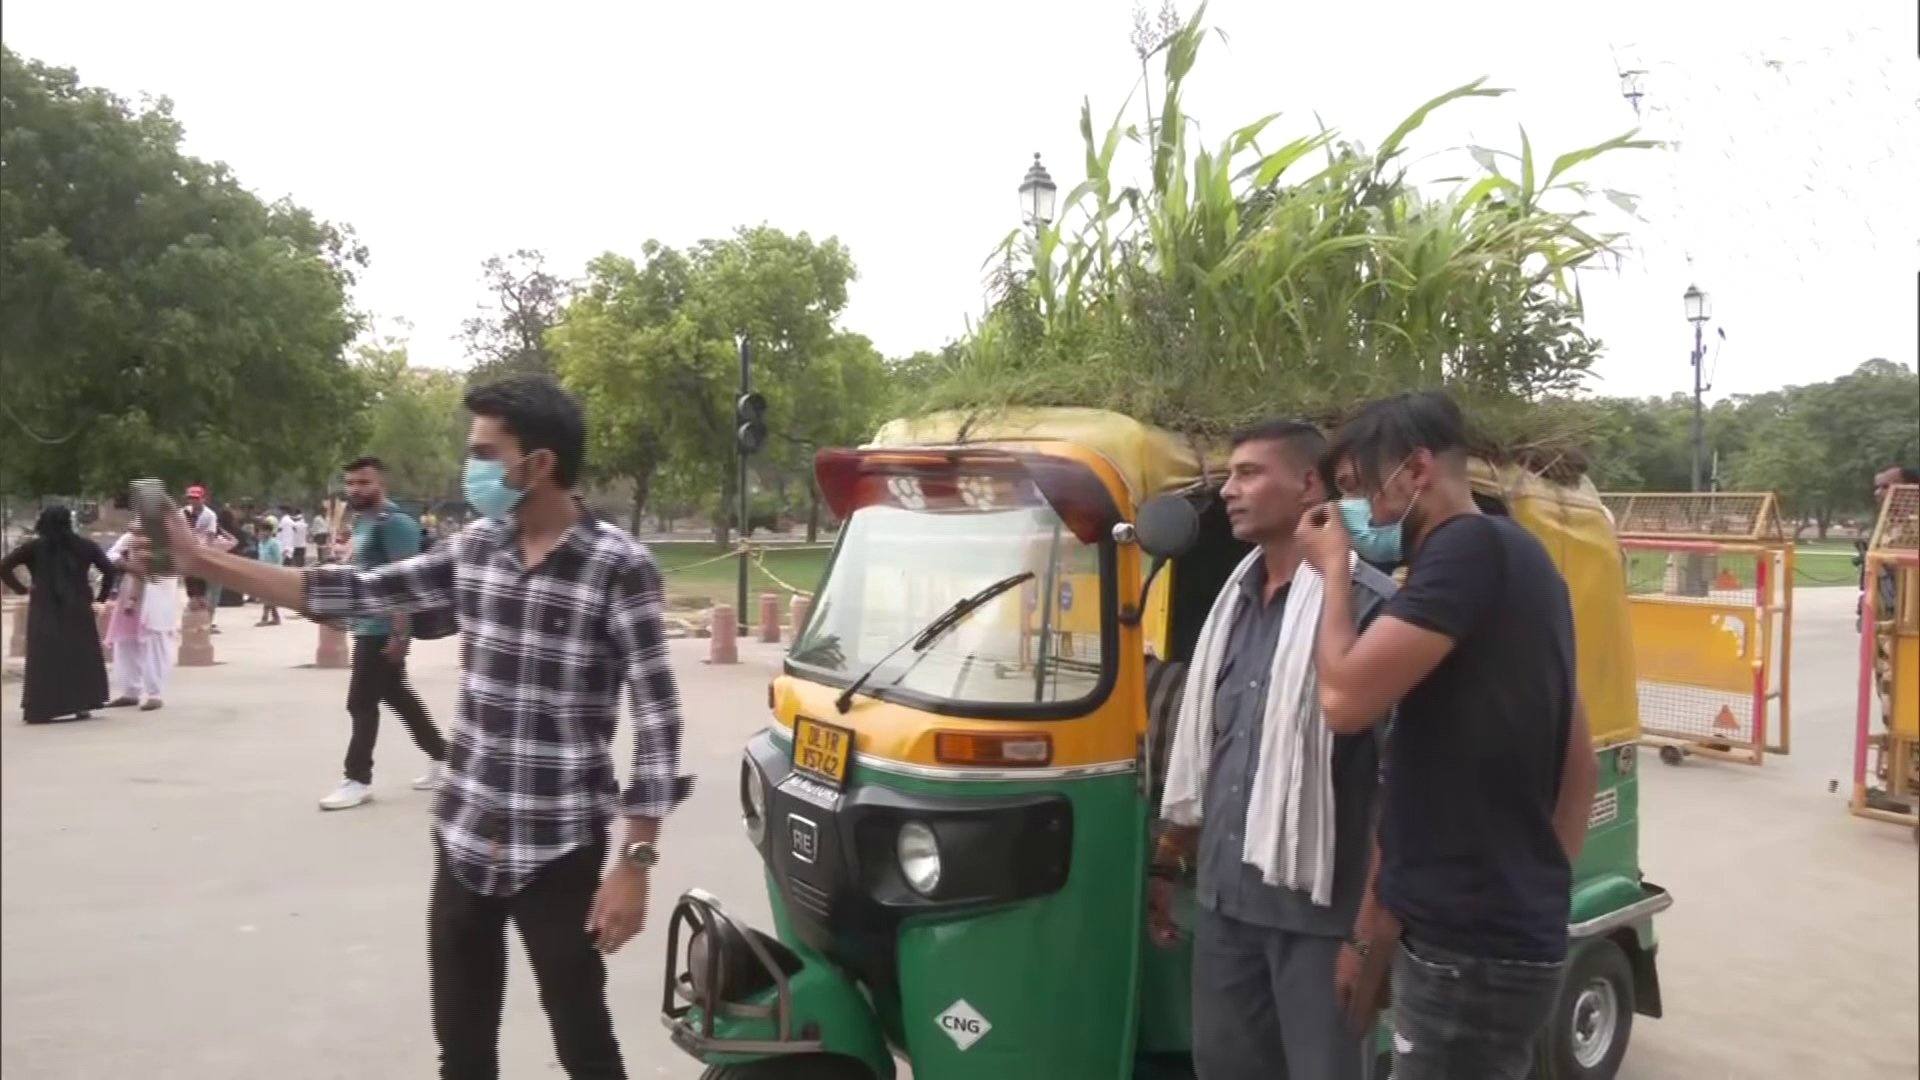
[129,375,691,1079]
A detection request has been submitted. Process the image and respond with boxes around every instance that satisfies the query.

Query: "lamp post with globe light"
[1683,284,1712,493]
[1018,153,1057,233]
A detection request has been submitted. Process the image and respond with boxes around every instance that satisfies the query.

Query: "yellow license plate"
[792,717,854,787]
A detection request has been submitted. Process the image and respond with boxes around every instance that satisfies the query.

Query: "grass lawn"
[651,542,834,616]
[1623,545,1859,594]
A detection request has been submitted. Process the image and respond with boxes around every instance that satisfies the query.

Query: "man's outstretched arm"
[134,499,454,618]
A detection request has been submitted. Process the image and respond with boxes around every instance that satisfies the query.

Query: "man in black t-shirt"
[1299,391,1599,1080]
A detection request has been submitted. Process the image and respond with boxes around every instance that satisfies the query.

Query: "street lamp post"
[1619,69,1647,118]
[1018,153,1057,231]
[1683,284,1712,493]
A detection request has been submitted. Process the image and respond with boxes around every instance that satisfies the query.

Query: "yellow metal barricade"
[1852,484,1920,836]
[1600,492,1795,766]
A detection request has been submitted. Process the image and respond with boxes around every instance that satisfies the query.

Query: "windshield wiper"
[832,571,1036,714]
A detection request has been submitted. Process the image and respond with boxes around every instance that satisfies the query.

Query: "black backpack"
[370,520,457,641]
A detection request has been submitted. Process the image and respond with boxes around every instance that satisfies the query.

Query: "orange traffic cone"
[1714,568,1739,591]
[1712,704,1740,733]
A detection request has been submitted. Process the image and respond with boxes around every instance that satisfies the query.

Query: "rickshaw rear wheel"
[700,1054,875,1080]
[1534,937,1634,1080]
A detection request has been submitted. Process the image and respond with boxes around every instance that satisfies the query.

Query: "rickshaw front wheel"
[1533,937,1635,1080]
[701,1054,876,1080]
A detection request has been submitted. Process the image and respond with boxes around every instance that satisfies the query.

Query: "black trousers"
[344,635,446,784]
[429,841,626,1079]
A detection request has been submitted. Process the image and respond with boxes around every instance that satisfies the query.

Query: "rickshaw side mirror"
[1114,495,1201,626]
[1134,494,1201,559]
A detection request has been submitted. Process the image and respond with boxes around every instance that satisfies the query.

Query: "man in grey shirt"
[1149,419,1396,1080]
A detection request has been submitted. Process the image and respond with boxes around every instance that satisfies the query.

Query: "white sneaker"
[319,780,373,811]
[411,766,443,791]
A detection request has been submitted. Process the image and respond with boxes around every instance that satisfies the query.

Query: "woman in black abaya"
[1,506,115,723]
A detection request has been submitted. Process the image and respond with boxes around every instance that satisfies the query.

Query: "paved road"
[1,586,1914,1079]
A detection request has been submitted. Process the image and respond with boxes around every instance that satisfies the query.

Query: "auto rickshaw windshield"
[790,500,1106,710]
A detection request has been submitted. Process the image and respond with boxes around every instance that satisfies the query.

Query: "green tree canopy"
[461,249,572,386]
[551,227,873,538]
[0,45,368,498]
[355,337,467,503]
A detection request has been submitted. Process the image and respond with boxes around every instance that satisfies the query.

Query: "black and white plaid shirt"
[305,513,692,897]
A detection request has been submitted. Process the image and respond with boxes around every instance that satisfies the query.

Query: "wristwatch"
[621,841,660,868]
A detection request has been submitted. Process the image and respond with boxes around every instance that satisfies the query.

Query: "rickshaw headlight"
[897,821,942,896]
[740,756,767,847]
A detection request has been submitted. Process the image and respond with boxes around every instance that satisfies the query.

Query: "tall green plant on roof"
[922,3,1653,451]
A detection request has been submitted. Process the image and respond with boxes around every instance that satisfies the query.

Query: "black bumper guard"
[659,888,825,1057]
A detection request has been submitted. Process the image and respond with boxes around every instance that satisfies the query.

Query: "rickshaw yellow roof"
[870,408,1611,510]
[869,408,1225,504]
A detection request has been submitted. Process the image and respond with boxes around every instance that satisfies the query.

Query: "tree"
[549,247,693,531]
[461,249,571,386]
[552,228,866,541]
[1729,410,1828,536]
[356,337,467,503]
[0,46,368,498]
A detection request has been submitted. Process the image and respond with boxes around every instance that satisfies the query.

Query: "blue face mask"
[1337,498,1403,565]
[463,457,525,520]
[1336,462,1417,566]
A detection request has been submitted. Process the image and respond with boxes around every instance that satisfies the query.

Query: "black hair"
[1229,417,1333,492]
[344,455,385,474]
[1330,390,1469,491]
[462,374,587,488]
[1901,467,1920,484]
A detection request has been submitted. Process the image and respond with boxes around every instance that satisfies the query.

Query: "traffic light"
[736,392,768,455]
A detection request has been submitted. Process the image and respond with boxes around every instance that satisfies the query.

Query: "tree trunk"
[628,471,652,536]
[1816,506,1832,540]
[806,481,822,543]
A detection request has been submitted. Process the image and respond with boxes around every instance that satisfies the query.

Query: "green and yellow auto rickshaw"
[660,408,1672,1079]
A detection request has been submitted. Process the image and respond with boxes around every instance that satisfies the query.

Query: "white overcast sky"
[6,0,1916,402]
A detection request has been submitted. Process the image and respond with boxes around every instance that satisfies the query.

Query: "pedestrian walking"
[180,485,228,630]
[103,528,182,711]
[1,506,115,724]
[124,374,690,1079]
[276,507,308,568]
[1302,391,1599,1080]
[315,455,447,811]
[1149,421,1397,1080]
[253,522,283,626]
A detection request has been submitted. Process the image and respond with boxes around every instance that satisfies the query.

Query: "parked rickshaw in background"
[660,408,1673,1079]
[1852,482,1920,843]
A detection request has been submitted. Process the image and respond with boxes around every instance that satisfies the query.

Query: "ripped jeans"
[1389,937,1565,1080]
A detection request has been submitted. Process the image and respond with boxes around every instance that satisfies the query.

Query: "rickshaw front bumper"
[660,888,825,1057]
[660,887,895,1076]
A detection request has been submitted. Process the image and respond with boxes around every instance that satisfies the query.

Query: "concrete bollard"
[178,600,216,667]
[315,620,350,669]
[708,605,739,665]
[7,602,26,659]
[788,595,812,644]
[758,593,782,644]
